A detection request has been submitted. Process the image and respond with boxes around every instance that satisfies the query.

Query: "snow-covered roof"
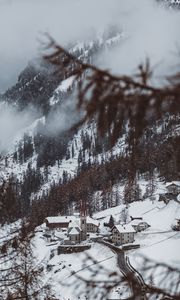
[68,227,81,235]
[46,215,99,226]
[113,224,136,234]
[166,181,180,187]
[99,215,112,224]
[73,212,80,217]
[68,219,81,229]
[130,220,145,226]
[87,216,99,226]
[46,216,76,224]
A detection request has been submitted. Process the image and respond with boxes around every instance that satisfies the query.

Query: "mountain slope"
[0,27,180,224]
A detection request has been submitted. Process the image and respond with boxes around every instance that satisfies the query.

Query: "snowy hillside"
[0,31,125,193]
[1,178,179,300]
[0,1,180,300]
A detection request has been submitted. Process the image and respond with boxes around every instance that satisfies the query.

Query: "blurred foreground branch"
[44,35,180,148]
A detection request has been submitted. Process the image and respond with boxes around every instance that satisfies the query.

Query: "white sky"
[0,0,179,92]
[0,0,119,92]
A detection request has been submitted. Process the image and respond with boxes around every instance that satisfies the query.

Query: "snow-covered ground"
[0,31,128,195]
[2,157,178,290]
[32,230,123,300]
[92,179,180,297]
[1,178,180,299]
[0,116,126,199]
[127,200,180,295]
[38,184,179,298]
[30,191,180,299]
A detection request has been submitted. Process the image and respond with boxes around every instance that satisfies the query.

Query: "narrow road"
[97,240,147,299]
[116,250,146,300]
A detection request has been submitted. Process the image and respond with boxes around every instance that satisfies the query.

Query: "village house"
[130,219,150,232]
[172,218,180,231]
[45,216,76,229]
[158,182,180,204]
[165,182,180,195]
[86,216,99,232]
[45,214,99,233]
[67,220,82,243]
[111,224,135,245]
[158,193,175,204]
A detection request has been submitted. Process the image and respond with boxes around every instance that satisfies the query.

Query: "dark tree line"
[1,121,180,225]
[0,163,43,224]
[13,123,77,168]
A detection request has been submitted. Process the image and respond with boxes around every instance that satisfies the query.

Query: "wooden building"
[158,193,175,204]
[130,219,150,232]
[45,216,76,229]
[166,182,180,195]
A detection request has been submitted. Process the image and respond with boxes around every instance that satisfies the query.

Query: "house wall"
[121,233,134,244]
[69,234,80,243]
[132,225,138,232]
[87,223,98,232]
[46,220,69,229]
[111,228,119,243]
[112,228,134,245]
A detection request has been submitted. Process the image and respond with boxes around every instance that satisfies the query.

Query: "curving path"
[97,240,147,299]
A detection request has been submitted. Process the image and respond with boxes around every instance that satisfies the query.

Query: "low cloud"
[0,0,179,91]
[0,0,119,92]
[96,0,180,85]
[46,94,81,135]
[0,103,38,153]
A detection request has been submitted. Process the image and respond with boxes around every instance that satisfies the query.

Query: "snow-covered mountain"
[0,3,180,300]
[0,31,131,218]
[0,26,180,225]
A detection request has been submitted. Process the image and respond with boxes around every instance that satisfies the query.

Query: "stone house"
[111,224,135,245]
[86,216,99,232]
